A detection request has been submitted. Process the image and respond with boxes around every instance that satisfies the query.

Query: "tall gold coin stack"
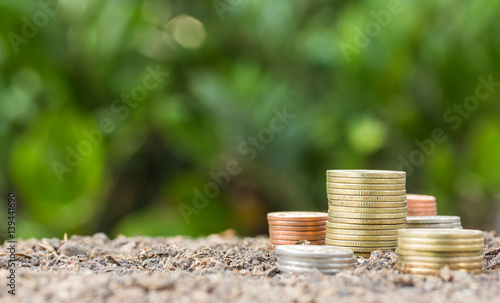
[325,170,407,257]
[396,229,484,275]
[267,212,327,247]
[406,216,462,229]
[407,194,437,216]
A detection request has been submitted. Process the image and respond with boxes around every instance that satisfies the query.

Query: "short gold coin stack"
[397,229,484,275]
[406,216,462,229]
[325,170,407,257]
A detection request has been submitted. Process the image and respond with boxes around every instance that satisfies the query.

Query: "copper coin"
[408,209,437,213]
[270,225,327,231]
[408,207,437,211]
[408,205,437,209]
[267,212,328,221]
[270,235,326,241]
[407,203,436,207]
[406,194,436,202]
[269,230,326,237]
[271,240,325,245]
[268,220,326,226]
[407,207,436,211]
[408,212,438,216]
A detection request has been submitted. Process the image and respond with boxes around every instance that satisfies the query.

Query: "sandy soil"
[1,230,499,303]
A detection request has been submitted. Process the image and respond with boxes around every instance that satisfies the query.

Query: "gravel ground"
[1,230,499,303]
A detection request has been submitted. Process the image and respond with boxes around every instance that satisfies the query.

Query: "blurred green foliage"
[0,0,499,239]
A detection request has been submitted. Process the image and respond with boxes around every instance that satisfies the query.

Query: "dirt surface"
[1,230,499,303]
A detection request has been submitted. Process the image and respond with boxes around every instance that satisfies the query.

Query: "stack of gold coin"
[407,194,437,216]
[396,229,484,275]
[406,216,462,229]
[276,245,355,275]
[325,170,407,257]
[267,212,327,247]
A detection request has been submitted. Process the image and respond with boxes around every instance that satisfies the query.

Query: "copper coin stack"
[407,194,437,216]
[267,212,327,247]
[325,169,407,257]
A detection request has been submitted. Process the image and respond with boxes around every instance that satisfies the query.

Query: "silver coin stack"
[275,245,355,275]
[406,216,462,229]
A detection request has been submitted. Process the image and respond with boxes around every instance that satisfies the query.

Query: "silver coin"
[326,170,406,179]
[405,222,462,227]
[277,259,354,269]
[406,216,461,224]
[277,256,355,265]
[274,245,354,259]
[405,224,462,229]
[276,264,346,275]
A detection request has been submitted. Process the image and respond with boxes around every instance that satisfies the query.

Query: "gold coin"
[328,210,406,219]
[397,267,482,275]
[326,177,406,184]
[329,200,407,208]
[326,234,398,241]
[325,239,398,247]
[397,243,484,252]
[326,222,405,230]
[354,252,372,258]
[326,227,399,236]
[328,206,408,214]
[398,229,483,239]
[328,217,407,225]
[397,261,483,270]
[326,182,406,190]
[326,170,405,179]
[328,194,407,202]
[327,188,406,196]
[395,248,481,257]
[325,244,395,253]
[397,238,484,246]
[398,255,483,264]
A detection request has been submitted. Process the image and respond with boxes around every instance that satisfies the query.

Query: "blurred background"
[0,0,499,240]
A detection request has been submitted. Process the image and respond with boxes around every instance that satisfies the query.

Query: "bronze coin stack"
[407,194,437,216]
[325,169,407,257]
[267,212,327,247]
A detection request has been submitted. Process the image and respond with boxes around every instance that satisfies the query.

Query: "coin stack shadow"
[276,245,355,275]
[397,229,484,275]
[407,194,437,216]
[325,169,407,257]
[267,212,327,248]
[405,216,462,229]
